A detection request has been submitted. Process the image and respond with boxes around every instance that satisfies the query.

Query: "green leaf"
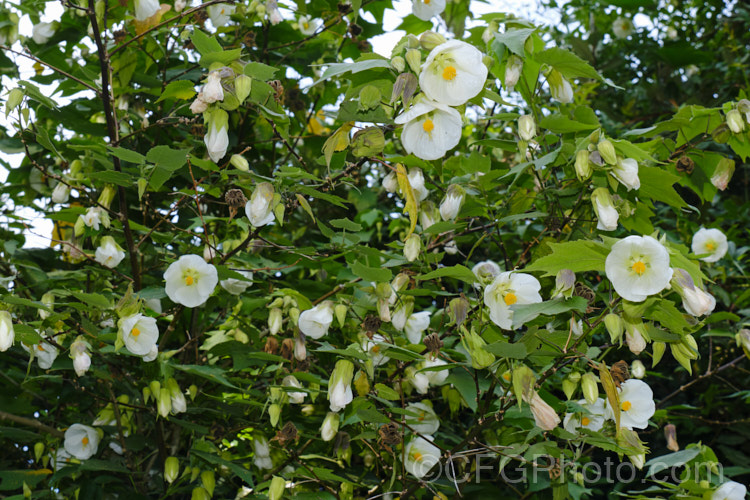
[494,28,536,56]
[297,186,349,209]
[510,297,589,327]
[200,48,243,68]
[156,80,197,102]
[483,341,528,359]
[244,62,278,81]
[646,448,701,477]
[108,146,146,164]
[374,383,400,400]
[539,114,599,133]
[146,145,189,170]
[0,470,51,491]
[71,292,110,309]
[313,58,391,86]
[536,47,602,81]
[350,260,392,283]
[525,240,610,277]
[356,407,390,424]
[174,364,238,389]
[638,166,687,209]
[330,218,362,231]
[88,170,132,187]
[190,29,222,56]
[644,299,692,335]
[12,324,42,345]
[191,450,255,487]
[417,265,477,285]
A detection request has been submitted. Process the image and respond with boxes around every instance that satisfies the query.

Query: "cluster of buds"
[143,378,194,418]
[725,99,750,134]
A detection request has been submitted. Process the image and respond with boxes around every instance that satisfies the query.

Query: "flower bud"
[158,390,172,418]
[234,74,252,103]
[617,428,646,469]
[268,476,285,500]
[98,185,116,209]
[419,31,447,51]
[149,380,161,398]
[191,487,210,500]
[652,341,666,367]
[34,442,44,462]
[164,456,179,484]
[664,423,679,452]
[353,370,370,396]
[671,269,716,317]
[504,55,523,90]
[604,313,624,344]
[404,233,421,262]
[230,154,250,171]
[382,172,398,193]
[269,403,281,426]
[547,69,573,103]
[448,296,469,327]
[294,335,306,361]
[189,384,198,400]
[391,55,406,73]
[581,373,598,405]
[552,269,575,299]
[527,391,560,431]
[202,71,224,103]
[419,200,439,230]
[328,359,354,412]
[51,183,70,204]
[624,320,648,355]
[726,109,745,134]
[405,49,421,74]
[460,329,495,369]
[562,373,579,400]
[597,139,617,165]
[591,188,618,231]
[321,411,339,441]
[334,304,347,328]
[631,360,645,379]
[711,157,735,191]
[6,88,24,115]
[575,149,592,181]
[737,329,750,360]
[439,184,465,221]
[518,114,536,142]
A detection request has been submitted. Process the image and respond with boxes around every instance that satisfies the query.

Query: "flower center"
[621,401,632,411]
[425,0,431,4]
[418,411,425,422]
[303,22,309,29]
[81,436,89,446]
[631,261,646,275]
[705,242,716,251]
[185,275,194,286]
[581,416,591,426]
[37,345,45,351]
[422,119,435,133]
[371,345,380,354]
[504,292,518,306]
[131,327,141,337]
[442,65,457,81]
[502,373,511,381]
[412,451,424,462]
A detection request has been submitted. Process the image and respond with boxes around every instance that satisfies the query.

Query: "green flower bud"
[269,403,281,427]
[230,154,249,171]
[552,269,575,299]
[190,486,210,500]
[726,109,745,134]
[74,215,86,237]
[575,149,592,181]
[234,74,252,103]
[448,296,469,327]
[288,307,300,326]
[652,341,666,367]
[149,380,161,398]
[581,373,598,405]
[334,304,347,328]
[736,329,750,360]
[604,313,624,343]
[164,456,179,484]
[353,370,370,396]
[34,442,45,462]
[188,384,198,400]
[97,185,116,209]
[405,49,422,74]
[597,139,617,165]
[460,329,495,369]
[268,476,285,500]
[201,470,215,496]
[631,360,645,379]
[512,365,535,405]
[190,466,201,482]
[142,387,151,404]
[562,374,578,400]
[391,55,406,73]
[158,390,172,418]
[403,233,421,262]
[419,31,447,50]
[351,127,385,157]
[711,157,735,191]
[358,85,381,111]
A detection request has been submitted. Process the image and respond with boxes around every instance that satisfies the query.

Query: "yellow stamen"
[82,436,89,446]
[422,119,435,133]
[621,401,632,411]
[371,345,380,354]
[504,292,518,306]
[425,0,431,4]
[631,261,646,275]
[412,451,423,462]
[37,345,45,351]
[185,275,194,286]
[705,242,716,251]
[502,373,511,381]
[303,22,309,29]
[418,412,425,422]
[581,417,591,426]
[442,65,457,81]
[131,327,140,338]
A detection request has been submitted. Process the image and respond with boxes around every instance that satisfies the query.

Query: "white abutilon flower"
[671,268,716,317]
[253,435,273,469]
[328,359,354,412]
[297,15,320,36]
[118,313,159,356]
[208,3,235,27]
[32,22,56,44]
[712,481,747,500]
[394,99,462,161]
[164,254,219,307]
[518,114,536,142]
[527,392,561,431]
[504,55,523,90]
[190,93,208,114]
[22,340,59,369]
[605,379,655,430]
[613,158,640,190]
[404,311,431,344]
[411,0,445,21]
[439,184,465,221]
[51,183,70,204]
[220,270,254,295]
[624,320,647,355]
[64,424,99,460]
[591,188,618,231]
[202,71,224,103]
[83,207,103,230]
[605,235,673,302]
[320,412,339,442]
[70,337,91,377]
[612,17,633,38]
[266,0,283,25]
[95,236,125,269]
[391,297,415,331]
[404,436,441,479]
[408,167,430,202]
[484,272,543,330]
[204,109,229,163]
[691,228,728,263]
[405,402,440,434]
[419,200,439,230]
[134,0,160,21]
[420,40,488,106]
[282,375,306,404]
[407,366,430,394]
[245,182,276,227]
[382,172,398,193]
[167,378,187,414]
[472,260,502,287]
[547,69,574,103]
[142,344,158,362]
[298,301,334,339]
[422,356,449,386]
[363,334,390,366]
[726,109,745,134]
[403,234,421,262]
[563,398,606,433]
[0,311,14,352]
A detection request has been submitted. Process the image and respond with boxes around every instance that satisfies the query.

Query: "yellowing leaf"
[295,194,315,223]
[322,122,353,167]
[395,163,417,239]
[599,361,621,436]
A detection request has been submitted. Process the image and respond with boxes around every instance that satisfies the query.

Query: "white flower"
[420,200,439,229]
[605,235,673,302]
[691,228,728,263]
[726,109,745,134]
[297,15,320,36]
[208,3,235,27]
[405,402,439,435]
[32,22,56,44]
[174,0,187,12]
[408,168,430,202]
[51,448,73,471]
[164,254,218,307]
[404,436,441,478]
[518,114,536,142]
[134,0,159,21]
[404,311,431,344]
[51,183,69,203]
[419,40,488,106]
[282,375,306,404]
[631,360,646,379]
[605,379,655,430]
[320,412,339,441]
[118,313,159,356]
[403,234,421,262]
[328,380,353,412]
[202,71,224,103]
[220,270,254,295]
[205,120,229,163]
[22,340,59,369]
[382,172,398,193]
[591,188,618,231]
[613,158,640,190]
[70,338,91,377]
[145,298,162,314]
[95,237,125,268]
[266,0,282,25]
[64,424,99,460]
[190,93,209,114]
[409,368,430,394]
[253,436,273,469]
[391,299,414,331]
[712,481,747,500]
[0,311,14,352]
[672,268,716,317]
[472,260,502,286]
[563,398,606,433]
[548,70,574,103]
[83,207,102,230]
[504,55,523,90]
[411,0,445,21]
[167,379,187,414]
[298,302,334,339]
[422,356,449,386]
[624,320,647,355]
[142,344,158,362]
[484,272,543,330]
[394,99,462,161]
[612,17,633,38]
[527,392,561,431]
[363,334,390,366]
[439,184,465,221]
[444,240,458,255]
[245,182,276,227]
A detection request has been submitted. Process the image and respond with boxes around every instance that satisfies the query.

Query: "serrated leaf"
[244,62,278,81]
[638,166,687,209]
[374,383,399,400]
[108,146,146,164]
[510,297,589,328]
[525,240,610,277]
[494,28,536,56]
[536,47,603,81]
[417,265,476,284]
[483,341,528,359]
[190,29,222,56]
[395,163,417,239]
[295,194,315,222]
[322,122,353,167]
[350,260,392,283]
[156,80,196,102]
[313,58,391,86]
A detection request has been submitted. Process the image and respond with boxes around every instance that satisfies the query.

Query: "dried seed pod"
[363,315,382,334]
[675,156,695,174]
[264,337,279,355]
[378,422,402,446]
[423,333,443,355]
[273,421,298,445]
[609,360,630,389]
[280,338,294,360]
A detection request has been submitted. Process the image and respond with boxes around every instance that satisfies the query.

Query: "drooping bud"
[504,55,523,90]
[591,188,618,231]
[547,69,573,103]
[562,372,580,400]
[575,149,592,181]
[439,184,465,221]
[512,365,535,406]
[631,360,645,379]
[390,55,406,73]
[448,296,469,327]
[624,319,648,355]
[321,412,339,441]
[581,373,598,405]
[597,139,617,165]
[617,427,648,469]
[518,114,536,142]
[164,456,179,484]
[268,307,282,335]
[527,392,561,431]
[405,49,421,74]
[552,269,575,299]
[711,157,735,191]
[726,109,745,134]
[460,329,495,369]
[230,154,250,171]
[234,74,252,103]
[404,233,421,262]
[157,390,172,418]
[604,313,624,344]
[419,31,447,51]
[51,183,70,204]
[268,476,285,500]
[201,470,215,496]
[652,341,666,367]
[664,423,679,452]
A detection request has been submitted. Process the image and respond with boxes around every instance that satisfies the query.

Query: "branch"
[0,45,100,95]
[0,410,64,438]
[657,354,746,408]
